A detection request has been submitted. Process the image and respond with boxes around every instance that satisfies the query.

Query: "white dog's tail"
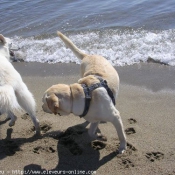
[0,85,21,113]
[57,31,88,60]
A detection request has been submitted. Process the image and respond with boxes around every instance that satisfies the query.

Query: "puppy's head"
[42,93,59,115]
[42,84,71,116]
[0,34,19,61]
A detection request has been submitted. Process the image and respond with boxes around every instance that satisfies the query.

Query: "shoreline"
[13,62,175,91]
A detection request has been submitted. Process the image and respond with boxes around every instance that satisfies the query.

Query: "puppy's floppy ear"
[46,94,59,115]
[53,103,59,115]
[0,34,6,44]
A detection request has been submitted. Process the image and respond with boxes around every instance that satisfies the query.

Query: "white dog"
[42,32,126,153]
[0,34,40,135]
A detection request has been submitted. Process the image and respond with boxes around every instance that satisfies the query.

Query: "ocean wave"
[12,29,175,66]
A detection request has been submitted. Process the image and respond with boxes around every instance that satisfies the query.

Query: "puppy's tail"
[0,85,21,113]
[57,31,87,60]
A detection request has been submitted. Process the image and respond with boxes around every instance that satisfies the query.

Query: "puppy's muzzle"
[42,104,52,114]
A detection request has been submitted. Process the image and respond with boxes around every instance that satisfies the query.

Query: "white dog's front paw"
[7,112,17,127]
[9,120,15,127]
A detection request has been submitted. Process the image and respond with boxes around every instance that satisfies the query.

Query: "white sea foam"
[12,29,175,66]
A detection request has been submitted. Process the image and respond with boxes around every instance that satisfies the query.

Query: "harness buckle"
[86,95,91,100]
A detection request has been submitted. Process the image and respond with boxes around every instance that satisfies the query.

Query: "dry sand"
[0,62,175,175]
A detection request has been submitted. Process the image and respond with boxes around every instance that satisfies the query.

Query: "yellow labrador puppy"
[42,31,126,153]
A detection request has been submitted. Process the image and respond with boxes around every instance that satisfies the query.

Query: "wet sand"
[0,62,175,175]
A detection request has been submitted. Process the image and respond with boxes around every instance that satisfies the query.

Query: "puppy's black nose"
[58,113,61,116]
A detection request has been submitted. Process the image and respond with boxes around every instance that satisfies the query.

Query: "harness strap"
[79,84,91,117]
[80,76,115,117]
[96,76,116,106]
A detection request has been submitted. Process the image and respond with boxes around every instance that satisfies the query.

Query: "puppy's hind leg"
[108,108,127,154]
[15,82,40,135]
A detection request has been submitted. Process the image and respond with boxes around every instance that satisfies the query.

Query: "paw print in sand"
[145,152,164,162]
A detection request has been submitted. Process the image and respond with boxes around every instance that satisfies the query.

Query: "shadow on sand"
[0,121,119,174]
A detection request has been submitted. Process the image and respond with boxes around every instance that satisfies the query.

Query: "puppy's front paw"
[96,133,107,141]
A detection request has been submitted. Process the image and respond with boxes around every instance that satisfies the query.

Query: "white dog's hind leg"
[7,111,17,127]
[15,82,40,135]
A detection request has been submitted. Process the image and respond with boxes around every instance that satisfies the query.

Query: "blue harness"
[80,76,116,117]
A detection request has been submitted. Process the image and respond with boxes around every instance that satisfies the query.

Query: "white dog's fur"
[0,34,40,135]
[42,32,126,153]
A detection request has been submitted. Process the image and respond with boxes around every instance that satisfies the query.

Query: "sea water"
[0,0,175,66]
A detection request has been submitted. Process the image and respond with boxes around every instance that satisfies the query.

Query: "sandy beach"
[0,62,175,175]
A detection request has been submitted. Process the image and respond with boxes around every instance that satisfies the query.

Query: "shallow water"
[0,0,175,66]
